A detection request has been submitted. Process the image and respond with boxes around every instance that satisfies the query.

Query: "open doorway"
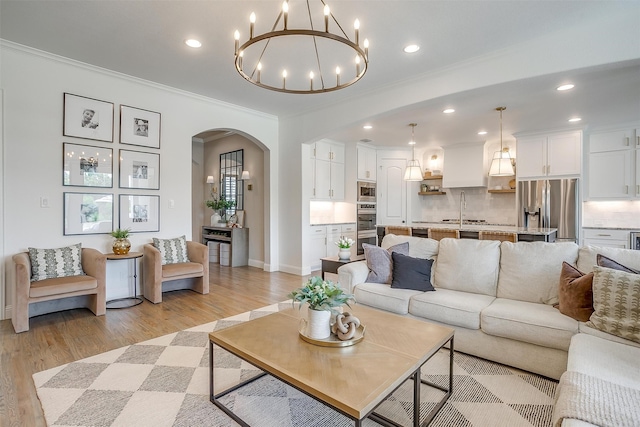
[191,129,268,269]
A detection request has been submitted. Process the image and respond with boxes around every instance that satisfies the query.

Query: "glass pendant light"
[404,123,423,181]
[488,107,515,177]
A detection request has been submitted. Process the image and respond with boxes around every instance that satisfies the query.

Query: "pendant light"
[404,123,423,181]
[488,107,515,177]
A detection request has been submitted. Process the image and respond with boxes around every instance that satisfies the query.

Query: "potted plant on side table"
[288,276,355,340]
[335,236,355,260]
[205,194,236,225]
[111,228,131,255]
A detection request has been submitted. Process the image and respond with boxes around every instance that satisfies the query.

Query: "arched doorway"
[192,129,269,269]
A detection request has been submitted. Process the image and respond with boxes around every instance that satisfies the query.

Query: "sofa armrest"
[338,260,369,293]
[81,248,106,291]
[186,241,208,265]
[12,252,31,300]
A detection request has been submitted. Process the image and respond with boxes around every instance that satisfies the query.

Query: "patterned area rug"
[33,302,558,427]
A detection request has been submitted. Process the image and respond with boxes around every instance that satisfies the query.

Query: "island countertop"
[407,222,558,236]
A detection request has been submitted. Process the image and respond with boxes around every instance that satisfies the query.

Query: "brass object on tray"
[299,318,366,347]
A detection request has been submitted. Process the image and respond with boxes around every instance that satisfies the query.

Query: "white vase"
[338,248,351,260]
[307,308,331,339]
[210,212,222,226]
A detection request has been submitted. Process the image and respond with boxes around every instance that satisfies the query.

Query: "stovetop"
[440,219,487,224]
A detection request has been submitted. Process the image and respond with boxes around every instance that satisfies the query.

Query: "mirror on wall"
[220,149,244,215]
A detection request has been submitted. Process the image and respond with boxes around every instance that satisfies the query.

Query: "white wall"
[0,42,278,318]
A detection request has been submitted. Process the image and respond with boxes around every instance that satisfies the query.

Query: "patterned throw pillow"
[28,243,85,282]
[153,236,190,265]
[587,265,640,344]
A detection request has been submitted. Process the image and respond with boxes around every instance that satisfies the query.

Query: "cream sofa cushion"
[381,234,439,259]
[481,298,578,351]
[577,245,640,274]
[409,288,495,330]
[567,333,640,389]
[353,282,422,315]
[497,241,578,305]
[579,323,640,349]
[434,238,500,297]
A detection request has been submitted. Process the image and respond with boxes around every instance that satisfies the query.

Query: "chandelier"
[233,1,369,94]
[404,123,423,181]
[488,107,515,176]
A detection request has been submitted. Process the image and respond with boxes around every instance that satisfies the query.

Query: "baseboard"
[248,259,264,269]
[278,264,305,276]
[3,305,12,321]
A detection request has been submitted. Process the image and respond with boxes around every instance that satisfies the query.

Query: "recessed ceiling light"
[404,44,420,53]
[185,39,202,48]
[478,131,488,135]
[568,117,582,122]
[363,125,372,130]
[557,84,575,91]
[443,108,455,114]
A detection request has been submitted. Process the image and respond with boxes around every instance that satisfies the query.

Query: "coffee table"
[209,304,454,427]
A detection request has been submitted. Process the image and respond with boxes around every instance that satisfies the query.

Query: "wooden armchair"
[142,241,209,303]
[12,248,106,333]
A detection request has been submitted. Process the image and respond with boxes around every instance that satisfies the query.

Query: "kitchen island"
[377,222,557,243]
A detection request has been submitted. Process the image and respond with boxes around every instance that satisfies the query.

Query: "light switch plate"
[40,197,49,208]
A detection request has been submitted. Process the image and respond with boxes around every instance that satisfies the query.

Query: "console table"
[202,226,249,267]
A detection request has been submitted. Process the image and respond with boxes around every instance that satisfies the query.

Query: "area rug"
[33,302,557,427]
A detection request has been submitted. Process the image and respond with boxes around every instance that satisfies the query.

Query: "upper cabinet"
[357,145,377,182]
[442,142,487,188]
[516,131,581,179]
[586,127,640,200]
[311,140,345,201]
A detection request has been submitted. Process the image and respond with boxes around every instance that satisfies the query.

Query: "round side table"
[105,251,144,309]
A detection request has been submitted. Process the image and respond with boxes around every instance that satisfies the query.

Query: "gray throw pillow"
[391,252,435,292]
[363,242,409,284]
[597,254,640,274]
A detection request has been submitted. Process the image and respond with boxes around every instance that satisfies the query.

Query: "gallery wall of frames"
[62,93,161,236]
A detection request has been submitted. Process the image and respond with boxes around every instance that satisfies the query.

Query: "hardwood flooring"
[0,264,314,427]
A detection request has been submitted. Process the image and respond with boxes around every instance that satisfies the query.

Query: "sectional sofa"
[337,235,640,426]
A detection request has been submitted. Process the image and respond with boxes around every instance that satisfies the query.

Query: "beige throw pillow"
[587,265,640,344]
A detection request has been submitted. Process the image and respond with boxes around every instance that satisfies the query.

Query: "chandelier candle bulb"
[257,62,262,83]
[336,66,340,86]
[249,13,255,39]
[364,38,369,59]
[324,5,330,31]
[282,69,287,89]
[234,30,239,55]
[309,71,314,90]
[355,55,360,75]
[354,19,360,44]
[283,1,289,30]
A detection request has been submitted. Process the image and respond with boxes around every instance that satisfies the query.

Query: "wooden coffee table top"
[210,304,454,420]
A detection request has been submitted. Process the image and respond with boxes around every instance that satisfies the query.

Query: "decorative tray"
[298,318,366,347]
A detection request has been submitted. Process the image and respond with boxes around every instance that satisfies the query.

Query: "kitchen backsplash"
[414,186,517,225]
[582,201,640,229]
[310,201,356,225]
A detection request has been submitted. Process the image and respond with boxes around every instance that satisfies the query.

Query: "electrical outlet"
[40,197,49,208]
[169,199,175,208]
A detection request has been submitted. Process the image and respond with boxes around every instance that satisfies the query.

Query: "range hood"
[442,142,488,188]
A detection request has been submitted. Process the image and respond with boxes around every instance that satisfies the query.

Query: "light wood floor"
[0,264,314,427]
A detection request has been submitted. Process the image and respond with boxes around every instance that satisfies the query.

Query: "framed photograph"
[119,149,160,189]
[120,105,161,149]
[119,194,160,233]
[64,192,113,235]
[63,143,113,188]
[63,93,114,142]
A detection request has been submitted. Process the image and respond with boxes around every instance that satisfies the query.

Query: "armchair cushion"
[153,236,189,265]
[28,243,84,282]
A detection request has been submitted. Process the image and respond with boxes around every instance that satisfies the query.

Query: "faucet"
[459,191,466,228]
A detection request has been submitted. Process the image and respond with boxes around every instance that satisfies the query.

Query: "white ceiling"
[2,1,639,147]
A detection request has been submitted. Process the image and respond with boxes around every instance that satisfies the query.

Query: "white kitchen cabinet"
[311,140,345,200]
[586,127,640,200]
[442,142,487,188]
[517,131,581,179]
[582,228,630,249]
[308,226,327,271]
[326,224,342,258]
[357,145,377,182]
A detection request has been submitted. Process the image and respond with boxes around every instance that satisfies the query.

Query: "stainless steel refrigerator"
[517,178,578,243]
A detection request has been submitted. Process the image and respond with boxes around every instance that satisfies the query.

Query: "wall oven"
[357,181,376,203]
[631,232,640,250]
[357,203,377,255]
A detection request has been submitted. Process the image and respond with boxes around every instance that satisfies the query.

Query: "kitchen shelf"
[487,189,515,193]
[418,191,446,195]
[422,174,443,180]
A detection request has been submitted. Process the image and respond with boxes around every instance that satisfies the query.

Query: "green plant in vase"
[205,194,236,223]
[110,228,131,255]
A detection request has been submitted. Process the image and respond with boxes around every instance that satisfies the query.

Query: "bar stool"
[427,228,460,241]
[478,230,518,242]
[385,226,412,236]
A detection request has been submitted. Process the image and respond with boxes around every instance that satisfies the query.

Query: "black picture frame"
[63,142,113,188]
[63,93,114,142]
